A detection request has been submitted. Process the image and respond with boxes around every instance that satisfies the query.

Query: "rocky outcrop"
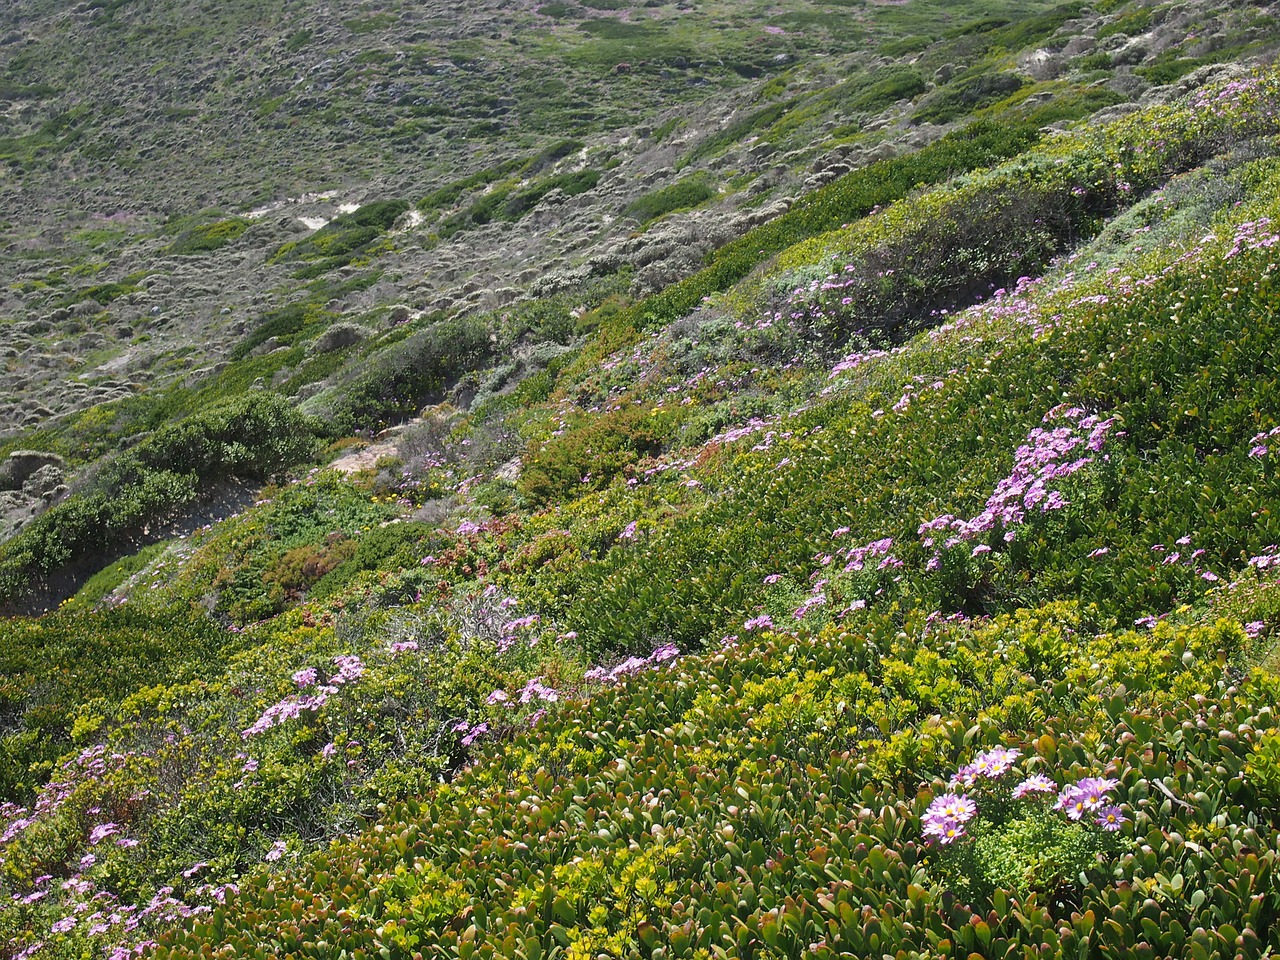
[0,450,65,491]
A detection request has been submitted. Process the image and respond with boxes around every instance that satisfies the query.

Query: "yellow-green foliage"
[165,218,250,256]
[147,598,1280,959]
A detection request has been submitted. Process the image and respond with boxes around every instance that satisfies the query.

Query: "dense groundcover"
[157,602,1280,960]
[4,62,1280,960]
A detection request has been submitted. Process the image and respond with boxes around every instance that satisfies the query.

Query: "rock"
[250,336,282,356]
[309,322,373,354]
[0,450,66,491]
[494,456,522,484]
[22,463,66,500]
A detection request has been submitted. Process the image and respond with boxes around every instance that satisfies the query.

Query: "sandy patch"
[329,440,400,475]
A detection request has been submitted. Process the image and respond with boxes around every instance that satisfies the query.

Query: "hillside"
[2,0,1280,958]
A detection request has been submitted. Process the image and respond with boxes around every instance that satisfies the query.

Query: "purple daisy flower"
[927,793,977,823]
[1056,785,1089,820]
[1096,805,1127,831]
[1074,776,1119,810]
[922,817,967,844]
[1012,774,1057,799]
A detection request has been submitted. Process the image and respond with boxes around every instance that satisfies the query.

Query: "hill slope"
[1,2,1280,958]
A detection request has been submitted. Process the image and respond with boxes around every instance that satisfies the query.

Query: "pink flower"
[1096,805,1127,831]
[926,793,977,823]
[88,823,120,845]
[922,817,966,844]
[1012,774,1057,799]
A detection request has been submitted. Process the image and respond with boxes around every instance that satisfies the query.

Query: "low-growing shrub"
[597,119,1039,349]
[621,176,717,225]
[0,607,234,802]
[518,404,674,506]
[319,314,496,434]
[269,199,409,276]
[146,603,1280,960]
[914,72,1028,124]
[165,218,250,256]
[0,395,318,611]
[844,66,927,113]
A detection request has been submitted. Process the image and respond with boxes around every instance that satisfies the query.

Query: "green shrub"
[1096,7,1152,40]
[418,161,522,215]
[914,72,1028,124]
[166,217,250,255]
[845,67,927,113]
[982,1,1087,51]
[621,176,717,225]
[611,119,1040,338]
[0,395,319,611]
[269,199,409,276]
[678,101,792,169]
[518,404,674,506]
[323,315,496,433]
[230,301,337,360]
[1076,50,1114,71]
[1245,728,1280,812]
[0,607,234,802]
[501,169,601,220]
[150,602,1277,960]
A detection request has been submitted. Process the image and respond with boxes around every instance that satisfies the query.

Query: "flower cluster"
[1055,776,1126,830]
[1249,546,1280,571]
[0,744,231,960]
[921,405,1118,556]
[922,745,1128,845]
[1224,217,1280,260]
[1249,425,1280,459]
[921,792,977,844]
[242,656,365,738]
[950,745,1022,787]
[583,643,680,684]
